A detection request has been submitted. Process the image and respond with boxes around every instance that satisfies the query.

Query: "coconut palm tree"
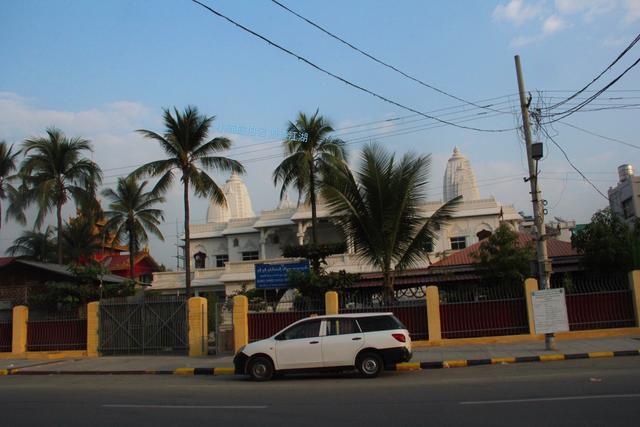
[101,176,165,280]
[7,226,56,262]
[132,106,244,297]
[321,143,462,301]
[273,110,347,246]
[16,128,102,264]
[0,141,21,232]
[60,216,102,264]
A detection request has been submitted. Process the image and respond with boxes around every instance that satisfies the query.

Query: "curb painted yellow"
[539,354,565,362]
[396,362,420,371]
[174,368,195,375]
[491,357,516,364]
[444,360,468,368]
[233,295,249,353]
[0,369,8,376]
[188,297,208,357]
[325,291,338,316]
[214,367,235,375]
[24,350,87,360]
[588,351,614,359]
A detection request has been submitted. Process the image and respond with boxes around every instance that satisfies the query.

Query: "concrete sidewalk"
[1,334,639,375]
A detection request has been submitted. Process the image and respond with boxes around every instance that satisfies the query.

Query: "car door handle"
[309,341,319,344]
[352,337,362,341]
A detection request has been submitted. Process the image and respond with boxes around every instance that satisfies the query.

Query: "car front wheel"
[357,352,383,378]
[247,356,274,381]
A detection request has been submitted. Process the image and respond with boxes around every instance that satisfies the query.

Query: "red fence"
[440,299,529,339]
[0,322,11,353]
[342,304,428,340]
[565,291,635,330]
[27,312,87,352]
[248,311,315,342]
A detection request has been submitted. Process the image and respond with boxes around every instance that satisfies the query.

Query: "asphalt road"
[1,358,639,426]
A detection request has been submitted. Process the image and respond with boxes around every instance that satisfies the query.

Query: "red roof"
[432,233,577,268]
[101,252,160,272]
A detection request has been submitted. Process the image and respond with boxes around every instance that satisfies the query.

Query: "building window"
[233,238,239,247]
[423,240,433,253]
[450,236,466,250]
[272,235,280,244]
[242,251,259,261]
[194,252,206,269]
[215,254,229,268]
[622,197,634,219]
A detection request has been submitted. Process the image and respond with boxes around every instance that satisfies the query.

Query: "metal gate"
[99,295,188,354]
[210,301,234,355]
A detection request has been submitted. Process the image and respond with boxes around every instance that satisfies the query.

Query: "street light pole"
[514,55,555,351]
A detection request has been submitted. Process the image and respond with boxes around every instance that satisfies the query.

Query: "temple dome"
[206,171,255,223]
[443,147,480,202]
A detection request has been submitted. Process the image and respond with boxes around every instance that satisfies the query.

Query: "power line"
[190,0,516,133]
[269,0,507,114]
[557,121,640,150]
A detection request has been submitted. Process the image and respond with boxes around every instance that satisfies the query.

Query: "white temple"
[443,147,480,202]
[150,149,522,296]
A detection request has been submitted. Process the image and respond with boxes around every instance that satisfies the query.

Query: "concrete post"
[325,291,339,315]
[12,305,28,355]
[629,270,640,327]
[233,295,249,352]
[524,278,539,335]
[86,301,100,357]
[188,297,208,357]
[426,286,441,341]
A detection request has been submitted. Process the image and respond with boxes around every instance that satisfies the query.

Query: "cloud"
[625,0,640,22]
[542,14,568,34]
[493,0,544,25]
[555,0,617,19]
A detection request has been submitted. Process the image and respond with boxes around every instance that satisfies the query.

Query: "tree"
[7,227,56,262]
[132,106,244,297]
[101,176,165,280]
[273,110,347,248]
[572,208,640,274]
[321,143,461,301]
[0,141,21,232]
[16,128,102,264]
[60,216,102,264]
[471,223,534,286]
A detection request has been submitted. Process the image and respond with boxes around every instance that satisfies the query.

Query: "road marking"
[460,394,640,405]
[102,404,267,409]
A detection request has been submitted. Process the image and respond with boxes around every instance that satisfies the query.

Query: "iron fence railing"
[0,311,11,353]
[210,302,234,354]
[26,309,87,352]
[99,295,188,354]
[247,297,324,342]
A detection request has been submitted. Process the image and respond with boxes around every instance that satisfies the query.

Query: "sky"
[1,0,639,268]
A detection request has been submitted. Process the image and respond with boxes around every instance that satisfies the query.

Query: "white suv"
[233,313,412,381]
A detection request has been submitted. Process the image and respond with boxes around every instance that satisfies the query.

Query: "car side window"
[356,315,405,332]
[280,319,321,340]
[325,318,361,336]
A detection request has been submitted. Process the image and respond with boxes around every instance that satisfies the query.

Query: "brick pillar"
[325,291,338,315]
[12,305,28,355]
[86,301,100,357]
[426,286,441,341]
[188,297,208,357]
[233,295,248,352]
[524,278,539,335]
[629,270,640,327]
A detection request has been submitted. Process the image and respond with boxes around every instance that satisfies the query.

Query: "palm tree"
[321,143,462,301]
[132,106,244,297]
[7,226,56,262]
[273,110,347,246]
[0,141,21,232]
[60,216,103,264]
[17,128,102,264]
[101,176,165,280]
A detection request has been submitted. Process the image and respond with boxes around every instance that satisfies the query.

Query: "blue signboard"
[255,261,310,289]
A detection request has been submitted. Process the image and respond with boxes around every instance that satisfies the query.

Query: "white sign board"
[532,288,570,334]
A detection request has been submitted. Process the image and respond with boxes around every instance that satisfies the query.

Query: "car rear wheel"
[357,352,383,378]
[247,356,274,381]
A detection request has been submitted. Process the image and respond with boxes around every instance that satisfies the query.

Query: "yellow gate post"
[629,270,640,327]
[188,297,208,357]
[233,295,248,352]
[325,291,338,315]
[12,305,28,355]
[524,278,539,335]
[86,301,100,357]
[426,286,441,342]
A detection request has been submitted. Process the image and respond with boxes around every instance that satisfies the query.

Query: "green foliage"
[0,140,21,231]
[281,242,346,272]
[471,224,534,286]
[288,269,359,310]
[7,226,56,262]
[321,143,461,301]
[572,208,640,273]
[61,216,102,263]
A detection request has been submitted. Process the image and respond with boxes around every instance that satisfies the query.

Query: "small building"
[95,248,161,285]
[609,164,640,226]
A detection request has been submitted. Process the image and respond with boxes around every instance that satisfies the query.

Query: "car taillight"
[392,333,406,343]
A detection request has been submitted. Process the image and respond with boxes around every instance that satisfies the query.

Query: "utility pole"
[514,55,555,351]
